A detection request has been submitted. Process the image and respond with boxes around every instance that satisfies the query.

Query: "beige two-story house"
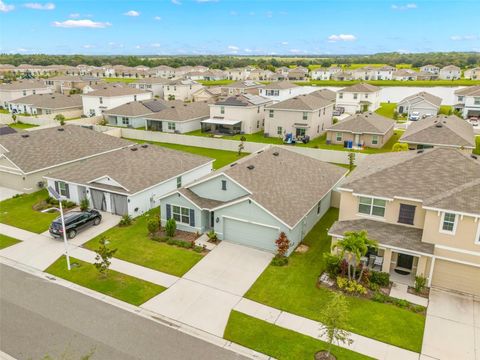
[329,148,480,295]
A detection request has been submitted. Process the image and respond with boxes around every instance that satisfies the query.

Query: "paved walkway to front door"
[421,288,479,360]
[141,242,273,336]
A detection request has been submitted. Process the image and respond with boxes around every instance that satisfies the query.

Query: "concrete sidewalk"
[234,298,420,360]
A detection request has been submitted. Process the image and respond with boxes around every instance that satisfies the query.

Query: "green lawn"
[245,208,425,352]
[126,138,248,169]
[186,130,283,145]
[0,189,59,233]
[46,256,165,306]
[298,79,480,87]
[104,77,138,83]
[474,136,480,155]
[83,208,203,277]
[0,108,9,114]
[0,234,21,249]
[197,79,236,86]
[224,311,372,360]
[375,102,398,119]
[9,122,38,130]
[438,105,453,115]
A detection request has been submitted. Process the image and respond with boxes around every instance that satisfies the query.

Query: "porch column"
[427,256,436,287]
[416,256,428,277]
[382,248,392,273]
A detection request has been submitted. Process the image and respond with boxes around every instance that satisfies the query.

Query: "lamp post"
[47,186,71,270]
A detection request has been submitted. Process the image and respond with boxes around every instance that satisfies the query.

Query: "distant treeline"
[0,52,478,69]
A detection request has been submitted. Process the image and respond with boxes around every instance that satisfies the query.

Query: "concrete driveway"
[421,288,479,360]
[0,186,21,202]
[0,212,120,271]
[142,242,273,336]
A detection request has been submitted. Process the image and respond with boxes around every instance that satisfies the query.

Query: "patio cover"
[201,118,242,125]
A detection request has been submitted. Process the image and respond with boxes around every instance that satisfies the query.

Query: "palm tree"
[332,230,377,282]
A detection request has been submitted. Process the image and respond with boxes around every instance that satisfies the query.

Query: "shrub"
[207,230,217,242]
[392,142,409,152]
[370,271,390,287]
[275,232,290,257]
[414,275,427,293]
[332,117,338,124]
[271,255,288,267]
[61,200,76,209]
[193,245,204,253]
[166,238,192,248]
[118,214,132,227]
[147,217,160,236]
[336,277,367,295]
[369,283,380,292]
[165,218,176,237]
[372,291,387,303]
[411,304,426,313]
[54,114,66,126]
[392,298,409,308]
[80,198,89,211]
[323,253,341,278]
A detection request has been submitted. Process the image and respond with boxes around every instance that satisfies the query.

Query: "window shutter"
[64,183,70,198]
[189,209,195,227]
[166,204,171,220]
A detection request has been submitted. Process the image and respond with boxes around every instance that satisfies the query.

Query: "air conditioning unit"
[37,181,45,188]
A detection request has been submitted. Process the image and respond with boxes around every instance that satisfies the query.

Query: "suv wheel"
[68,229,77,239]
[93,217,101,226]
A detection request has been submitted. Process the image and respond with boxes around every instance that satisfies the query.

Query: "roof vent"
[57,128,64,131]
[21,134,29,138]
[435,123,443,128]
[471,155,478,160]
[141,144,148,148]
[247,165,255,170]
[273,151,279,156]
[417,149,424,154]
[171,106,175,108]
[130,147,138,151]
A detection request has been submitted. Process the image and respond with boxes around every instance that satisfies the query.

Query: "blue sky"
[0,0,479,55]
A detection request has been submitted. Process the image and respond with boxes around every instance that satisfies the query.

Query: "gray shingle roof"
[329,219,434,254]
[266,93,333,111]
[144,101,210,121]
[340,148,480,215]
[326,112,395,135]
[9,93,82,109]
[46,144,213,195]
[215,94,270,107]
[84,86,150,97]
[455,85,480,97]
[103,99,168,117]
[338,83,380,93]
[399,115,475,148]
[309,89,337,102]
[0,80,49,91]
[263,81,299,90]
[398,91,442,107]
[0,125,132,174]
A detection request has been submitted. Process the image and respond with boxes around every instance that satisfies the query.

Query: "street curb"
[0,256,273,360]
[0,351,17,360]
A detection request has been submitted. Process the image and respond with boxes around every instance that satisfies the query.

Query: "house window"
[457,96,464,102]
[336,132,342,142]
[257,120,260,128]
[33,90,36,95]
[441,212,457,233]
[317,199,323,214]
[323,108,326,115]
[220,106,225,114]
[23,90,26,96]
[277,126,283,135]
[168,122,176,130]
[365,94,368,99]
[172,205,190,224]
[339,93,343,99]
[353,93,358,100]
[99,97,103,104]
[398,204,416,225]
[474,97,480,105]
[257,106,260,113]
[372,135,378,145]
[58,181,68,197]
[358,197,386,217]
[302,112,308,120]
[122,117,129,125]
[176,176,182,188]
[221,180,227,191]
[134,95,137,101]
[269,110,274,118]
[45,109,52,115]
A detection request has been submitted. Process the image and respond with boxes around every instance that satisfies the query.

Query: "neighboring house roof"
[329,219,434,254]
[441,65,461,71]
[46,144,213,195]
[398,91,442,107]
[165,79,201,86]
[340,147,480,215]
[9,94,82,109]
[338,83,380,93]
[0,125,17,136]
[144,101,210,121]
[266,93,333,111]
[326,112,395,135]
[309,89,337,102]
[103,99,168,117]
[223,80,263,89]
[47,75,100,82]
[185,147,347,228]
[131,78,170,85]
[455,85,480,97]
[0,125,132,174]
[262,81,299,90]
[400,115,475,148]
[84,85,150,97]
[215,94,271,106]
[0,80,49,91]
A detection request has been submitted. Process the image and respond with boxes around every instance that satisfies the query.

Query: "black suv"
[49,210,102,239]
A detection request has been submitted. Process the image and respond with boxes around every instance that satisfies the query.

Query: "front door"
[397,253,414,271]
[295,128,306,139]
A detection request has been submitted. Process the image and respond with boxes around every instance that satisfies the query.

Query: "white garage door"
[223,217,279,253]
[432,260,480,296]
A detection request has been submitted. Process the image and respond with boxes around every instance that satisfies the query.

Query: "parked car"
[333,107,345,116]
[49,210,102,239]
[409,112,420,121]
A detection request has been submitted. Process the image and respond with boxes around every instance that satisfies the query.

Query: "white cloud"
[227,45,239,51]
[0,0,15,12]
[154,15,161,20]
[450,34,479,41]
[328,34,357,42]
[51,19,112,28]
[391,3,417,10]
[151,43,161,48]
[281,41,288,45]
[134,45,142,49]
[24,2,55,10]
[69,13,80,18]
[244,48,252,53]
[83,44,95,49]
[171,0,181,5]
[124,10,140,16]
[289,49,302,54]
